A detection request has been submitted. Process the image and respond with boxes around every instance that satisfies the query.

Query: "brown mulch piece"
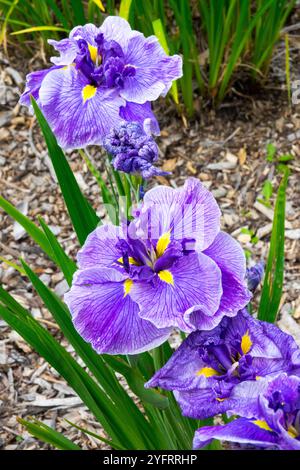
[0,29,300,450]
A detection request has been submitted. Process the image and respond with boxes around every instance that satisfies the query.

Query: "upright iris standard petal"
[39,66,125,149]
[193,374,300,450]
[98,16,141,52]
[64,267,171,355]
[20,17,182,149]
[146,309,300,419]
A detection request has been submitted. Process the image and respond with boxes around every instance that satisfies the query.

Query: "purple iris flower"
[64,178,251,355]
[146,309,300,419]
[19,17,182,149]
[193,373,300,450]
[103,121,167,179]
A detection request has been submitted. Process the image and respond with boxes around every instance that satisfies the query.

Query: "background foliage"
[0,0,296,113]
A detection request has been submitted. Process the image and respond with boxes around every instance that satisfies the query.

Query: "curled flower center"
[197,331,255,399]
[74,33,136,90]
[268,389,300,438]
[115,232,190,286]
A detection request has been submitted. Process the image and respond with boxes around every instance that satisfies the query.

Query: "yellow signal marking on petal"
[241,330,252,355]
[252,420,272,432]
[216,397,226,402]
[91,0,105,12]
[62,63,75,70]
[196,367,220,378]
[88,43,98,63]
[156,231,171,258]
[158,270,174,286]
[117,256,139,266]
[255,375,262,381]
[123,279,133,297]
[82,84,97,103]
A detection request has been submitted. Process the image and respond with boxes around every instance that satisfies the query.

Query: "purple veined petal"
[64,267,171,355]
[130,252,222,331]
[259,318,300,364]
[174,389,233,420]
[204,231,247,280]
[120,34,182,104]
[119,101,160,135]
[193,418,279,450]
[99,16,142,54]
[146,329,210,391]
[277,426,300,450]
[77,224,125,270]
[189,268,251,331]
[38,66,126,149]
[225,377,270,420]
[69,23,100,45]
[19,66,59,107]
[48,38,79,65]
[138,178,221,251]
[189,232,251,330]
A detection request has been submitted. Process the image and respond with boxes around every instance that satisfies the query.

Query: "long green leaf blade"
[258,166,289,322]
[38,217,77,285]
[18,418,81,450]
[0,195,55,262]
[31,97,99,245]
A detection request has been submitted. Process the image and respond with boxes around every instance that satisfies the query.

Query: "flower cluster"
[20,16,300,451]
[20,16,182,150]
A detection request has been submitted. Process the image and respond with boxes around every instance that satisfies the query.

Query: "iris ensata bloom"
[146,309,300,419]
[193,373,300,450]
[19,16,182,149]
[103,121,167,178]
[64,178,251,355]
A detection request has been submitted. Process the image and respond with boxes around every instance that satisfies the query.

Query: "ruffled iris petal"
[121,34,182,104]
[99,16,141,53]
[193,418,279,450]
[69,23,100,45]
[48,38,78,65]
[190,232,252,330]
[130,252,222,331]
[119,101,160,135]
[139,178,221,251]
[19,67,58,107]
[39,66,126,149]
[77,224,123,269]
[64,267,171,355]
